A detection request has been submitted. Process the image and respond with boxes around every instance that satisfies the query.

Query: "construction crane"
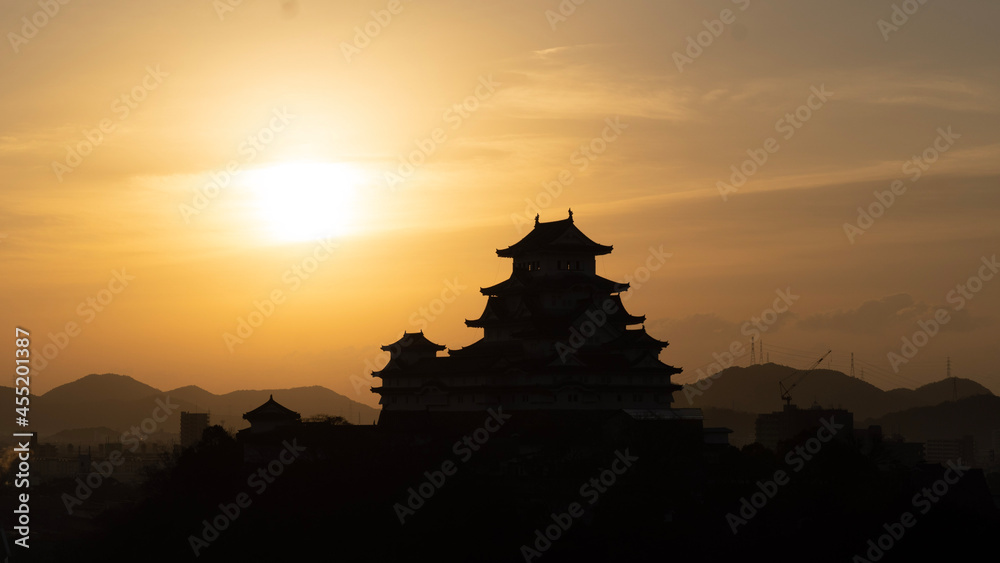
[778,349,832,408]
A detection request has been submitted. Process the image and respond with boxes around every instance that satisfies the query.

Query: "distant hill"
[684,363,992,420]
[0,373,380,442]
[164,385,219,409]
[41,373,161,405]
[865,394,1000,449]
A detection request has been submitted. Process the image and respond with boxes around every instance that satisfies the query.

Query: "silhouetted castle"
[372,211,702,432]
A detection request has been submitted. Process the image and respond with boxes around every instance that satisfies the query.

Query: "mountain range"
[6,366,997,452]
[1,373,379,444]
[682,363,993,419]
[685,363,999,449]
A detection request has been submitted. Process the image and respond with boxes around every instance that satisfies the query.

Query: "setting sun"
[244,161,364,243]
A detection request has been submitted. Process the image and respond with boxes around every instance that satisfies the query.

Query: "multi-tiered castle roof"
[372,211,683,424]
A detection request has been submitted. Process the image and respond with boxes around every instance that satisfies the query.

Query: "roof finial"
[534,213,540,225]
[568,208,573,221]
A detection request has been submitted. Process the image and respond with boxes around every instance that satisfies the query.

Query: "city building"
[925,435,976,466]
[180,411,210,448]
[856,426,925,468]
[755,403,854,452]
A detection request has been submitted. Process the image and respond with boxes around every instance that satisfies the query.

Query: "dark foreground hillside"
[20,414,999,563]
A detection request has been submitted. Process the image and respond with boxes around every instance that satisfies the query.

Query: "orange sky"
[2,0,999,407]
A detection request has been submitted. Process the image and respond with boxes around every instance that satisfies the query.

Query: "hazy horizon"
[27,355,999,401]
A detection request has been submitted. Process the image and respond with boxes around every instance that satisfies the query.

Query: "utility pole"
[750,336,756,365]
[949,356,957,401]
[850,353,855,378]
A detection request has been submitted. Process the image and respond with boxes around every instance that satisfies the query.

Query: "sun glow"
[245,161,364,243]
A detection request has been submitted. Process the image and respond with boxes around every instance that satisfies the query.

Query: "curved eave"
[611,328,670,350]
[496,243,613,258]
[481,274,629,296]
